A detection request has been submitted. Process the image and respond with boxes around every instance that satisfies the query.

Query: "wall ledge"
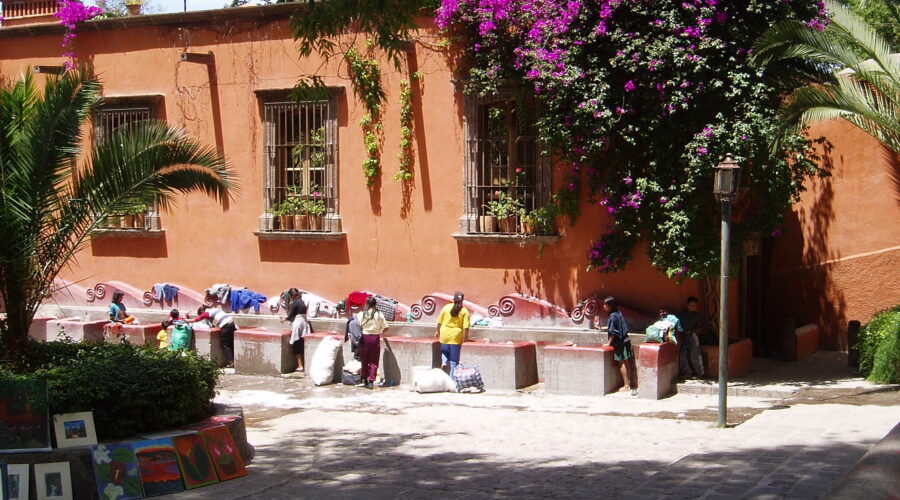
[452,233,560,245]
[254,231,346,241]
[90,229,165,239]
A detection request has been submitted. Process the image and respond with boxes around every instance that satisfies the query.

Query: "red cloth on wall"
[346,291,371,308]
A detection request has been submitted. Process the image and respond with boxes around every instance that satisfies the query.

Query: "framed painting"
[91,442,143,500]
[0,378,51,452]
[199,426,247,481]
[5,464,29,500]
[33,462,72,500]
[133,438,184,497]
[172,433,218,489]
[52,412,97,449]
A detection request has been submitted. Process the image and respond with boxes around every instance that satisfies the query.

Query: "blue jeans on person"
[440,343,462,381]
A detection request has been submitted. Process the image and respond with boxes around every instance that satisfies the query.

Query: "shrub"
[854,305,900,384]
[1,340,219,439]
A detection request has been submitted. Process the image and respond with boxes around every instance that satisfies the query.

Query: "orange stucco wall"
[766,120,900,350]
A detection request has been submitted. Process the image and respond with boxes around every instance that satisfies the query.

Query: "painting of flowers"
[91,443,143,500]
[172,433,218,489]
[199,426,246,481]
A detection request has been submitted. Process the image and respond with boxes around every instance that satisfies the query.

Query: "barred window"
[462,91,551,235]
[94,104,153,144]
[262,97,339,233]
[92,100,159,231]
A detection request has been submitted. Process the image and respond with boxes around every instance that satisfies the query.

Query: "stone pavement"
[161,352,899,499]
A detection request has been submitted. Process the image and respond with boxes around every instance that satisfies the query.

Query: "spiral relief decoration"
[409,304,422,321]
[421,296,437,316]
[570,298,599,323]
[142,292,154,307]
[86,288,96,302]
[94,284,107,300]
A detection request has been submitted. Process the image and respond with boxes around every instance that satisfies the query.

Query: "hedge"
[854,305,900,384]
[1,340,219,440]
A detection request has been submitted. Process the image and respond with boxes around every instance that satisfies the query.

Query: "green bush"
[854,305,900,384]
[1,340,219,439]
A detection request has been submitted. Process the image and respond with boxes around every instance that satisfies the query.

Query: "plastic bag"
[169,321,192,351]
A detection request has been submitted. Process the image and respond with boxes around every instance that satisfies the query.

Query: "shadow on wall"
[90,234,169,258]
[227,428,866,498]
[257,238,349,264]
[887,146,900,208]
[765,169,847,351]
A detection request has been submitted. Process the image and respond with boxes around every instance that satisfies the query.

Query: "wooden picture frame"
[33,462,72,500]
[52,412,97,449]
[4,464,29,500]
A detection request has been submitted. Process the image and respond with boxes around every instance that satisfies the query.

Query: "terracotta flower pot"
[123,214,135,228]
[279,214,294,230]
[308,215,322,231]
[133,213,145,228]
[106,215,121,228]
[499,216,517,233]
[294,214,309,231]
[521,221,535,235]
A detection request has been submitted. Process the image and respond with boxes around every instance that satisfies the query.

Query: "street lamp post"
[713,156,741,428]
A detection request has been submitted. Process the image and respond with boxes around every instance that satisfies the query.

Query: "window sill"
[254,231,346,241]
[452,233,560,245]
[91,228,165,238]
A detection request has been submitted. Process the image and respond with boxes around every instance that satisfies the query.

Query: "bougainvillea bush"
[437,0,831,278]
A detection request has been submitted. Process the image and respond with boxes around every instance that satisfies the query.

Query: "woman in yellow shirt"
[435,291,470,380]
[356,296,389,389]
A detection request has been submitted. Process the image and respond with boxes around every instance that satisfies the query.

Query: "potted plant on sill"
[306,197,326,231]
[291,197,309,231]
[523,205,557,236]
[122,202,146,229]
[485,191,525,233]
[274,201,294,230]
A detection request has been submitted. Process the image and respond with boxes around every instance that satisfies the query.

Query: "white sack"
[310,335,342,386]
[413,368,457,393]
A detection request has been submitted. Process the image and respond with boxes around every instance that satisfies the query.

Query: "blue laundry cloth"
[153,283,166,302]
[163,284,179,302]
[229,289,267,312]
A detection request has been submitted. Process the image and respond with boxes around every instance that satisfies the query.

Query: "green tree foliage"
[751,0,899,153]
[0,70,236,356]
[843,0,900,47]
[855,305,900,384]
[438,0,830,277]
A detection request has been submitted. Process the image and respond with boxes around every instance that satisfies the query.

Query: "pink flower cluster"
[54,0,102,70]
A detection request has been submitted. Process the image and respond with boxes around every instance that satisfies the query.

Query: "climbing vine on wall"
[346,45,385,186]
[288,0,435,188]
[393,74,418,182]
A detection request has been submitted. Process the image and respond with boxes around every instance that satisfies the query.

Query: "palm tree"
[750,0,899,153]
[0,70,236,356]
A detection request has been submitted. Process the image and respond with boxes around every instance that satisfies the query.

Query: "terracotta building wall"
[765,120,900,350]
[0,11,700,319]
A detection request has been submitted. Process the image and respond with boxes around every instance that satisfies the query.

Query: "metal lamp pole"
[714,156,740,428]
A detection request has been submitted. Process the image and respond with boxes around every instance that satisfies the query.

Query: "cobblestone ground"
[161,354,900,500]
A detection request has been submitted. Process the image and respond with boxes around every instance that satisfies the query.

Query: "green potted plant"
[290,197,309,231]
[485,191,525,233]
[305,197,326,231]
[274,201,293,230]
[524,205,557,235]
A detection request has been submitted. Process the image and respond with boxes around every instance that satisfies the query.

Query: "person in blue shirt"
[603,296,638,396]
